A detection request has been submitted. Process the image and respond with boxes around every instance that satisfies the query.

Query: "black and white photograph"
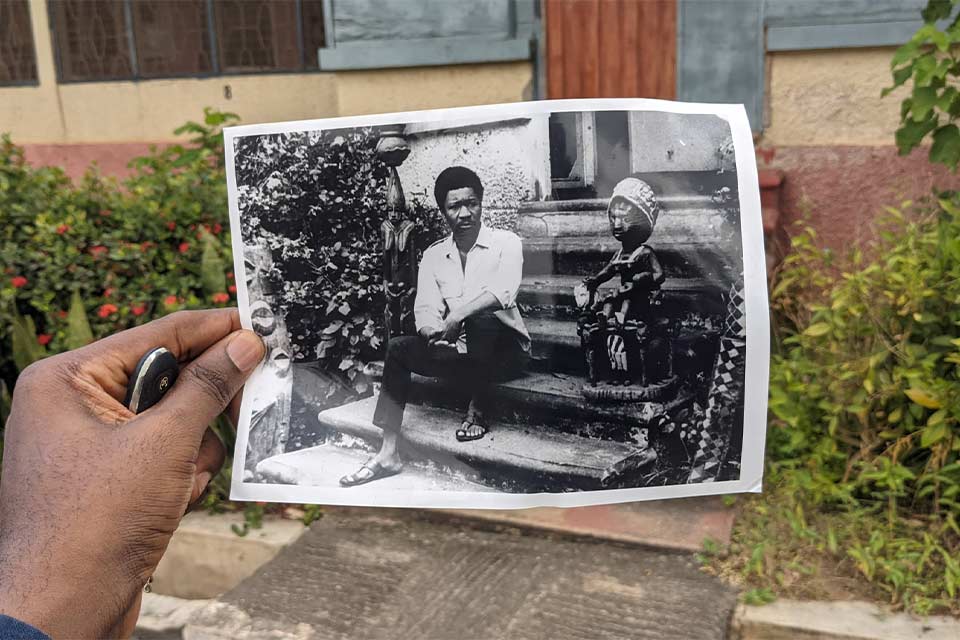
[225,99,768,508]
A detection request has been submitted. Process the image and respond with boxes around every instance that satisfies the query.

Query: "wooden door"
[545,0,677,99]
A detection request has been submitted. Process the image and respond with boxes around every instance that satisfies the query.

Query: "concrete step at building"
[524,316,720,378]
[316,396,658,491]
[519,273,726,318]
[407,370,694,436]
[521,236,739,280]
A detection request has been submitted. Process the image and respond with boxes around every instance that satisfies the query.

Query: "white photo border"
[224,98,769,509]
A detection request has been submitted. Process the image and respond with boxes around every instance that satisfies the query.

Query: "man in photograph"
[340,166,530,487]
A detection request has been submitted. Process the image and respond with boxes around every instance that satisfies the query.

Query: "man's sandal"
[456,413,488,442]
[339,460,402,487]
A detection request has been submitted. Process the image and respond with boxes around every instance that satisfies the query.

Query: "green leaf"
[65,290,94,350]
[896,116,938,155]
[803,322,831,337]
[883,64,914,97]
[922,0,954,24]
[891,41,920,68]
[911,86,939,121]
[905,387,942,409]
[930,124,960,170]
[200,231,226,295]
[921,422,950,447]
[913,53,939,86]
[10,307,41,371]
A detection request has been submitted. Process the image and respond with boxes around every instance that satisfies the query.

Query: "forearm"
[449,291,501,322]
[586,264,616,287]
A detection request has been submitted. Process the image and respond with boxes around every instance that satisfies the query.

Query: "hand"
[437,311,463,344]
[0,309,264,639]
[418,326,441,343]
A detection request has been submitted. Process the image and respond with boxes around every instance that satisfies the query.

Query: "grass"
[699,477,960,617]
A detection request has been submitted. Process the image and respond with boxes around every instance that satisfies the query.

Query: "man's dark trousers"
[372,314,528,433]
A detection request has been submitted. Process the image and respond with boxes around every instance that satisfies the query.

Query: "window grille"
[48,0,327,82]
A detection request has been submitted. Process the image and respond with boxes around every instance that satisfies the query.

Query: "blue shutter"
[318,0,535,70]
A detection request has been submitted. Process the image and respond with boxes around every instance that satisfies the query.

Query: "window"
[48,0,326,83]
[549,111,631,198]
[0,0,39,85]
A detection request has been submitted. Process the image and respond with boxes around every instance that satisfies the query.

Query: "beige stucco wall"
[762,47,908,147]
[0,0,533,144]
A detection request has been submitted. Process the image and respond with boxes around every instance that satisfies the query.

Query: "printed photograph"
[226,100,766,507]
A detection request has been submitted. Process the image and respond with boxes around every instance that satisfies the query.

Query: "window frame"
[0,0,40,87]
[550,112,597,191]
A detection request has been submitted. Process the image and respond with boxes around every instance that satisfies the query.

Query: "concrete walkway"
[184,508,737,639]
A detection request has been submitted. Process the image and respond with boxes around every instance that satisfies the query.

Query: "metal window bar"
[47,0,319,83]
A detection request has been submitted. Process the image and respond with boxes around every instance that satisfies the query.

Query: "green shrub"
[763,196,960,611]
[0,109,238,386]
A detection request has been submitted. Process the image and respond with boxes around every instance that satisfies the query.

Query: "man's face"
[608,198,652,243]
[443,187,482,235]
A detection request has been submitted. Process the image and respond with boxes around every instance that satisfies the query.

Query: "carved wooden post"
[377,125,416,344]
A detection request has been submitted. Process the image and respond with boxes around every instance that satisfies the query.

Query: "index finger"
[79,309,242,373]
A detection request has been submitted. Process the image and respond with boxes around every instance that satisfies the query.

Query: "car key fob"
[124,347,179,414]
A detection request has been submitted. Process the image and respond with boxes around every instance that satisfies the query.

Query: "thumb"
[158,329,264,438]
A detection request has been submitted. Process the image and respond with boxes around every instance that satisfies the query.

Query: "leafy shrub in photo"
[232,128,446,399]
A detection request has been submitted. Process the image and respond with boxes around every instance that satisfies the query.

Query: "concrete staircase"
[257,194,738,492]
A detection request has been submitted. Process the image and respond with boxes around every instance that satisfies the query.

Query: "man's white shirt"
[414,224,531,354]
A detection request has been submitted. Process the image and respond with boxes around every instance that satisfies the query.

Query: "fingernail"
[196,471,213,495]
[227,331,264,372]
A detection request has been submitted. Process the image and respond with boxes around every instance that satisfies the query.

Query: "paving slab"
[184,508,739,640]
[152,511,305,599]
[731,599,960,640]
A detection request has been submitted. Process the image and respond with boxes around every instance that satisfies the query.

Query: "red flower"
[37,334,52,346]
[104,287,115,298]
[164,295,178,306]
[228,284,237,294]
[166,221,176,231]
[227,272,234,280]
[179,242,190,254]
[212,223,223,234]
[11,276,27,288]
[130,303,146,316]
[211,292,229,304]
[89,245,108,257]
[57,310,68,319]
[97,303,119,318]
[56,224,70,235]
[140,241,153,252]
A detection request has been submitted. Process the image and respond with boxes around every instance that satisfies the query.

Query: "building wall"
[399,115,550,230]
[1,0,532,176]
[629,112,730,173]
[758,47,956,252]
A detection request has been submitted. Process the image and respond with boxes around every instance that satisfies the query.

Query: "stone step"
[255,440,495,494]
[408,370,694,436]
[518,273,726,318]
[517,194,733,244]
[316,396,658,491]
[524,316,721,378]
[521,236,739,280]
